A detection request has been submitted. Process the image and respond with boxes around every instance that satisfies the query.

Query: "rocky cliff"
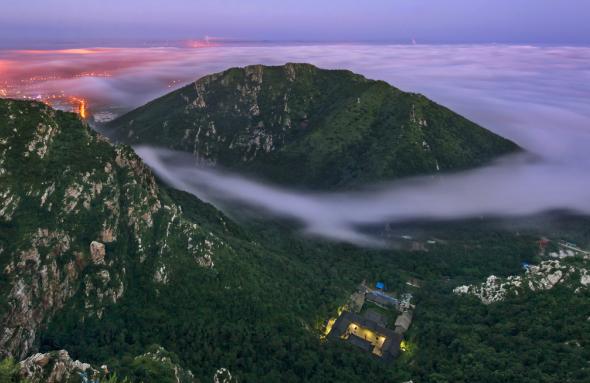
[0,99,226,360]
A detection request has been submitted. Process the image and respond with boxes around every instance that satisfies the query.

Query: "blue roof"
[375,282,385,289]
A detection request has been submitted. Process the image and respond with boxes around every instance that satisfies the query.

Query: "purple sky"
[1,0,588,46]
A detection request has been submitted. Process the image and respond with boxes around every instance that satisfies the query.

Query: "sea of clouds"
[3,43,590,245]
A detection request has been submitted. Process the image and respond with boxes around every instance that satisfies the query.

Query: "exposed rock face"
[214,367,238,383]
[108,63,519,189]
[90,241,106,265]
[18,346,200,383]
[101,227,116,243]
[0,99,226,360]
[0,229,79,360]
[454,259,590,304]
[134,346,198,383]
[19,350,100,383]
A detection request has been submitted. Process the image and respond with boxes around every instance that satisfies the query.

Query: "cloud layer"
[3,44,589,245]
[137,147,590,246]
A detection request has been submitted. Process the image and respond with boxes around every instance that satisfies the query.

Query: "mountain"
[0,99,300,382]
[0,98,229,360]
[0,99,410,382]
[1,98,587,383]
[107,63,519,189]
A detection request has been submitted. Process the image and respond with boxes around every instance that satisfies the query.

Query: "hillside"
[0,99,411,382]
[0,98,235,365]
[107,63,519,189]
[2,99,588,383]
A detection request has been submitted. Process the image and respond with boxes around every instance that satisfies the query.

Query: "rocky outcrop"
[133,346,198,383]
[89,241,106,265]
[454,259,590,304]
[0,229,80,360]
[19,350,101,383]
[214,367,238,383]
[18,346,203,383]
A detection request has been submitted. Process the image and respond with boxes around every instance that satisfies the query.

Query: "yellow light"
[68,97,88,119]
[79,99,87,118]
[400,340,409,352]
[322,317,337,339]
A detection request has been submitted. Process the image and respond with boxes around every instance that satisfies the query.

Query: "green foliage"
[108,346,193,383]
[103,374,129,383]
[2,98,589,382]
[40,200,541,382]
[0,358,20,383]
[406,282,590,383]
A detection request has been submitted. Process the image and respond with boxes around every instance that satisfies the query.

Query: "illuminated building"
[327,311,403,362]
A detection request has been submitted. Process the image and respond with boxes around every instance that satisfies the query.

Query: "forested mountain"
[0,95,587,383]
[107,63,518,189]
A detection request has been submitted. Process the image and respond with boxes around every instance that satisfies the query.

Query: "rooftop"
[329,311,402,361]
[363,309,388,327]
[366,291,398,308]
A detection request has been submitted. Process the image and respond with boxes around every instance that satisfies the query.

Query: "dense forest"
[2,100,589,382]
[4,210,586,383]
[38,199,584,383]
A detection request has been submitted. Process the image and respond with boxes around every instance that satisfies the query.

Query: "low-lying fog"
[3,43,589,245]
[137,148,590,246]
[134,44,590,245]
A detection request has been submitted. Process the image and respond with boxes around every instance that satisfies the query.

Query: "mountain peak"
[108,64,519,189]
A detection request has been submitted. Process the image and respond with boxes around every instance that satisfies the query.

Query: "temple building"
[328,311,403,362]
